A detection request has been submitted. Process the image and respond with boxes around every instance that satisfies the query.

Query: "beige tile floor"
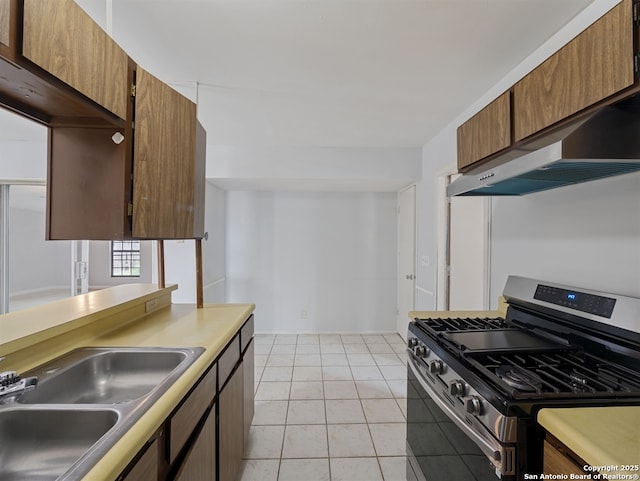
[239,333,408,481]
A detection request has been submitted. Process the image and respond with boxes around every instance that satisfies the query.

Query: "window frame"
[110,240,141,278]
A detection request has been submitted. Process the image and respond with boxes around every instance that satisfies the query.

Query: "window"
[111,241,141,277]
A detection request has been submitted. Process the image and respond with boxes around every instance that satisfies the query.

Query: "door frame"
[435,171,451,310]
[0,184,9,314]
[397,184,417,338]
[435,170,492,311]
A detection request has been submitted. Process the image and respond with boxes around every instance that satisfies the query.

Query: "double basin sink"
[0,346,204,481]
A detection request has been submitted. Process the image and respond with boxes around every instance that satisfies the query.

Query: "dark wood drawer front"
[243,339,255,444]
[241,316,254,352]
[168,364,216,464]
[219,367,244,481]
[173,404,216,481]
[121,439,158,481]
[219,335,240,388]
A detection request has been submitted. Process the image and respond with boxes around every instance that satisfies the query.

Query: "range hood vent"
[448,95,640,196]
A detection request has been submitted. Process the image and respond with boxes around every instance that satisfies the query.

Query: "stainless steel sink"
[0,407,119,481]
[19,348,194,404]
[0,346,204,481]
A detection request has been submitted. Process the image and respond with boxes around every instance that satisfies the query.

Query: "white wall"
[202,181,227,302]
[416,0,639,312]
[490,172,640,304]
[415,127,457,310]
[8,206,70,294]
[1,132,68,297]
[226,191,397,333]
[0,140,47,181]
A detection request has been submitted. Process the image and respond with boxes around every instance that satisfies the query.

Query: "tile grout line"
[248,332,407,480]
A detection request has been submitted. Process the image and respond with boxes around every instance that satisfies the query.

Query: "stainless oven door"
[407,354,512,481]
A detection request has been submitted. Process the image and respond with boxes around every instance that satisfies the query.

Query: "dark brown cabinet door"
[47,126,132,240]
[0,0,10,48]
[243,340,255,445]
[132,67,205,239]
[122,440,159,481]
[219,366,244,481]
[174,405,217,481]
[168,365,217,465]
[513,0,635,142]
[457,91,511,170]
[543,439,587,476]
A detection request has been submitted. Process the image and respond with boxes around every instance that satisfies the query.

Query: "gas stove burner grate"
[468,350,640,399]
[495,365,543,392]
[417,316,507,333]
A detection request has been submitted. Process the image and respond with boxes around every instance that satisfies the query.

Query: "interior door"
[397,185,416,339]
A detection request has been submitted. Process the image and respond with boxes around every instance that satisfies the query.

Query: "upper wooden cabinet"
[132,68,206,239]
[46,72,206,240]
[0,0,10,48]
[22,0,128,120]
[457,0,637,170]
[513,0,635,142]
[2,1,205,240]
[457,91,511,170]
[0,0,127,126]
[47,125,133,240]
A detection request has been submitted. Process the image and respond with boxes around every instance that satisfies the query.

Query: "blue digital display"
[534,284,616,318]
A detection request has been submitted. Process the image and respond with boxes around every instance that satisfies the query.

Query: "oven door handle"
[408,356,503,471]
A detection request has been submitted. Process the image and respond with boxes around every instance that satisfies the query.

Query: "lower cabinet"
[242,339,255,444]
[121,439,159,481]
[117,317,255,481]
[219,366,244,481]
[174,404,216,481]
[168,363,217,466]
[543,435,587,476]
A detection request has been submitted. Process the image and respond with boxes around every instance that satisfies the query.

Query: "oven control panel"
[534,284,616,318]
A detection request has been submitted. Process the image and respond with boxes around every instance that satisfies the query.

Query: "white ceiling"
[2,0,597,190]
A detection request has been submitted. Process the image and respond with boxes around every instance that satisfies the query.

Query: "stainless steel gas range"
[406,276,640,481]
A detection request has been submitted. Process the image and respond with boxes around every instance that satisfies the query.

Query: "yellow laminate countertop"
[538,407,640,473]
[409,298,508,321]
[1,283,173,353]
[409,309,505,320]
[0,284,255,481]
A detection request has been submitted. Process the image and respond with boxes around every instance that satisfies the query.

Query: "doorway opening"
[436,173,491,311]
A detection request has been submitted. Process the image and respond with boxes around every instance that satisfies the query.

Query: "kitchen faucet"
[0,369,38,403]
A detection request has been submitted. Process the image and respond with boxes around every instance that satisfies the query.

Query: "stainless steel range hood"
[447,95,640,196]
